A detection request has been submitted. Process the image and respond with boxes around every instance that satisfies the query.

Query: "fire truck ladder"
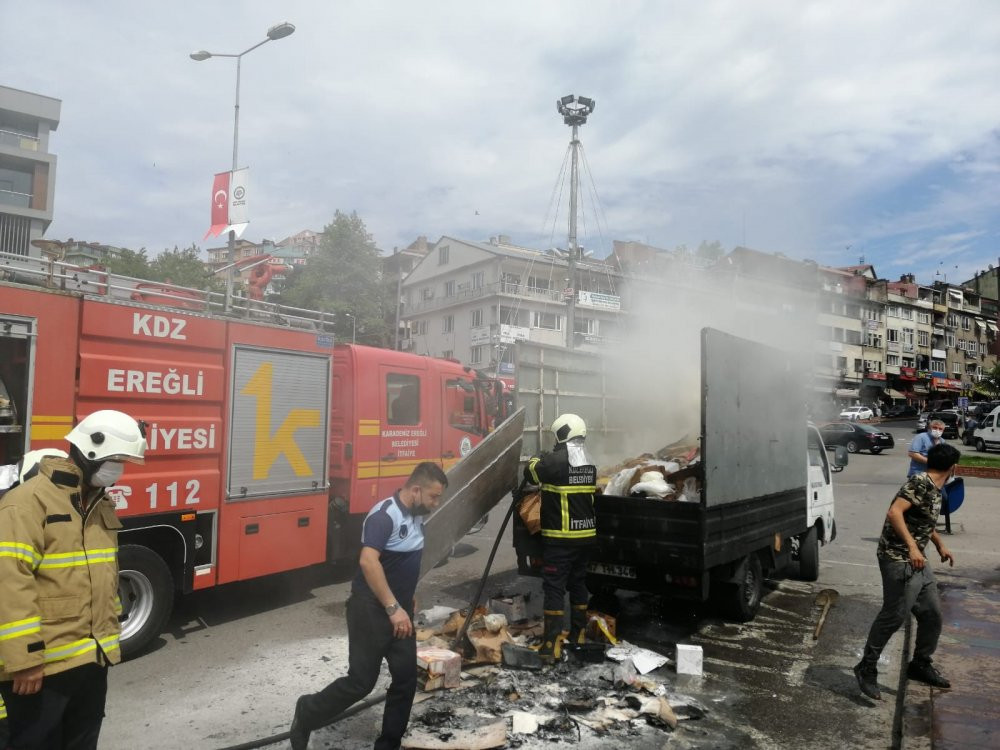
[0,249,335,331]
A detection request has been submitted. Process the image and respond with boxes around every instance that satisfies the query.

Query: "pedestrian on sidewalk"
[854,442,961,701]
[290,462,448,750]
[907,419,944,477]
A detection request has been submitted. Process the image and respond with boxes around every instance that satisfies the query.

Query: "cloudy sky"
[5,0,1000,285]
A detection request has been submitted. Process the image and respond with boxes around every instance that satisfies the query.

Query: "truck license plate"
[588,562,637,579]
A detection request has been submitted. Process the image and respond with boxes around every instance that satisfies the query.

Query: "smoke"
[589,251,818,465]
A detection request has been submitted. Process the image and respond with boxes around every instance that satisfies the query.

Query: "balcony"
[0,188,32,208]
[0,129,39,151]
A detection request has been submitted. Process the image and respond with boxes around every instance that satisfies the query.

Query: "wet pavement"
[903,563,1000,749]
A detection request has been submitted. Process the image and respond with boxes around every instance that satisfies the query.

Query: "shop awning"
[885,389,907,400]
[988,321,999,333]
[949,289,963,304]
[912,384,929,394]
[835,388,859,398]
[975,319,985,330]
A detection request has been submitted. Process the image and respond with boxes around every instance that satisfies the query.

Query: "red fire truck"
[0,252,500,657]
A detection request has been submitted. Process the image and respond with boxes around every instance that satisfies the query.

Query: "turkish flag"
[204,171,231,239]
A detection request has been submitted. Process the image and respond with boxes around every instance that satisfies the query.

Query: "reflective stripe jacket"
[524,445,597,544]
[0,457,123,680]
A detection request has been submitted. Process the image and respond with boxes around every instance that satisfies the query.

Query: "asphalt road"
[101,421,999,749]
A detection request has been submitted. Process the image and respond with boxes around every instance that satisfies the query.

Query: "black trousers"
[0,663,108,750]
[298,595,417,750]
[541,542,595,612]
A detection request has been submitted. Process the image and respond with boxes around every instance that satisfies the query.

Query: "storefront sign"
[931,377,962,391]
[899,367,916,380]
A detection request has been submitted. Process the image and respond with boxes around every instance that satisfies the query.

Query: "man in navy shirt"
[290,462,448,750]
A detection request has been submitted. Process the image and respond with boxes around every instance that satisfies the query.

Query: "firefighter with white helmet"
[0,410,146,749]
[520,413,598,663]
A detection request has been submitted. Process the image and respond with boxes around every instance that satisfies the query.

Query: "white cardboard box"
[676,644,703,675]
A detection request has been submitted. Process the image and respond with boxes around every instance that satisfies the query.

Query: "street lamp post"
[344,313,356,344]
[191,22,295,313]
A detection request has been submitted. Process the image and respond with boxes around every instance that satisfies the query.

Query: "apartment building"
[400,235,623,377]
[0,85,60,256]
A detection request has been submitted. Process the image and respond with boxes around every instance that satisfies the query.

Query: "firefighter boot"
[538,611,565,664]
[568,604,589,646]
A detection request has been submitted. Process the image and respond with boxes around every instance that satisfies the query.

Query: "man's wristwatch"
[385,602,400,616]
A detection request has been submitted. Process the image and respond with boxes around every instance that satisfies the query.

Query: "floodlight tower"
[556,94,595,348]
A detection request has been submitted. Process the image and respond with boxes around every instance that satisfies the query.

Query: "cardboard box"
[416,647,462,689]
[675,644,703,675]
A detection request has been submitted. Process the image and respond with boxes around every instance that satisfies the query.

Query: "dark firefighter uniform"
[523,444,597,661]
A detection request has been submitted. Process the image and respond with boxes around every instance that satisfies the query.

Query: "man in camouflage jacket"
[854,442,961,701]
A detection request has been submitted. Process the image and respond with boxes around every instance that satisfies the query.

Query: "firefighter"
[522,413,598,663]
[0,410,147,750]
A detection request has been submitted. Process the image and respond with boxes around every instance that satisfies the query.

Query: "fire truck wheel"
[797,525,820,582]
[118,544,174,659]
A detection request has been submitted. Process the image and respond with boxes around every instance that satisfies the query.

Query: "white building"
[400,235,624,376]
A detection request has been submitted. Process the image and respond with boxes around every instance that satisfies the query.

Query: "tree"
[975,363,1000,399]
[696,240,725,263]
[103,247,152,278]
[279,211,390,347]
[150,245,219,291]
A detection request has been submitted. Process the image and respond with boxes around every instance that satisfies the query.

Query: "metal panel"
[228,347,330,499]
[420,408,524,578]
[513,342,621,460]
[702,328,806,507]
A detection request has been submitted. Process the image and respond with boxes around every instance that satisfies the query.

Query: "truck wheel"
[715,555,763,622]
[976,438,986,452]
[870,446,882,454]
[845,440,859,454]
[118,545,174,660]
[798,526,820,582]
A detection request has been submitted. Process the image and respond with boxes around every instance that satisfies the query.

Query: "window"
[498,306,524,326]
[917,312,931,325]
[470,308,483,327]
[953,362,962,376]
[387,373,420,426]
[886,329,899,343]
[886,354,901,366]
[902,357,914,368]
[442,315,454,333]
[469,345,484,364]
[444,378,481,435]
[900,307,913,320]
[438,245,450,265]
[471,271,484,290]
[918,330,929,347]
[931,359,945,372]
[962,316,971,331]
[444,280,455,297]
[807,429,830,483]
[946,332,956,347]
[412,320,427,335]
[528,276,551,290]
[422,287,434,300]
[574,317,596,335]
[854,358,863,373]
[836,356,847,370]
[982,342,989,355]
[946,313,958,327]
[531,311,562,330]
[845,329,862,346]
[864,359,882,373]
[866,333,882,348]
[500,273,521,293]
[886,305,900,318]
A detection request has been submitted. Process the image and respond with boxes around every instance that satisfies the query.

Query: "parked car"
[915,411,960,439]
[884,404,918,419]
[839,406,874,421]
[819,421,895,454]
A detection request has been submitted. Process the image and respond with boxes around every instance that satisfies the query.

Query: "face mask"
[91,461,125,487]
[930,429,943,439]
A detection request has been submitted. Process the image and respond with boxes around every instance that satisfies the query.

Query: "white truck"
[971,406,1000,452]
[511,328,845,621]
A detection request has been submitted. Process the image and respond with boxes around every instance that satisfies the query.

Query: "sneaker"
[854,662,881,700]
[907,660,951,689]
[290,695,310,750]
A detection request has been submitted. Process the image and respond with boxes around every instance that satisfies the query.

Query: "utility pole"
[556,94,595,349]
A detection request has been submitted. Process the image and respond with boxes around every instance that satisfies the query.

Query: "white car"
[839,406,874,421]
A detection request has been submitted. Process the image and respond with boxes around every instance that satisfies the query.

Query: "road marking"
[823,559,879,568]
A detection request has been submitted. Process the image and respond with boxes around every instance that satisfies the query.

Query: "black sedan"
[820,421,895,454]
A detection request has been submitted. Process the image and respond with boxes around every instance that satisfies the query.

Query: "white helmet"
[66,410,147,464]
[18,448,69,483]
[551,413,587,444]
